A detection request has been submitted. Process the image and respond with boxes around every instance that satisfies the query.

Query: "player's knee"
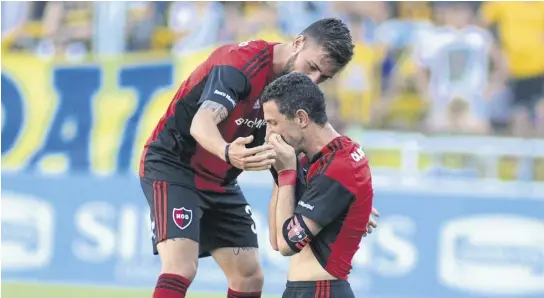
[227,258,264,290]
[157,238,199,281]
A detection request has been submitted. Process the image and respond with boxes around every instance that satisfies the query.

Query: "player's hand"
[228,135,276,171]
[268,133,297,172]
[364,207,380,237]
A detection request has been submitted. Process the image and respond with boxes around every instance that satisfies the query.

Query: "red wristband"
[278,169,297,187]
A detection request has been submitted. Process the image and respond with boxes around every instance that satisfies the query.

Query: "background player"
[263,73,374,298]
[139,18,356,298]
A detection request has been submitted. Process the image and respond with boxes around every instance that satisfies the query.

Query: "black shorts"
[282,280,354,298]
[511,75,544,110]
[140,177,258,258]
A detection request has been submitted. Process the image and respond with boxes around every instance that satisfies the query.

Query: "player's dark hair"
[261,73,328,126]
[299,18,354,69]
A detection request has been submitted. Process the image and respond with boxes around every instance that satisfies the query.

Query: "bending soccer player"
[263,73,374,298]
[139,18,362,298]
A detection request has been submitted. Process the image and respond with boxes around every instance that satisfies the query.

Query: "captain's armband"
[282,213,314,253]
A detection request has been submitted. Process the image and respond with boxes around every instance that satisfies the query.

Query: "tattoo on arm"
[200,100,229,123]
[232,247,254,255]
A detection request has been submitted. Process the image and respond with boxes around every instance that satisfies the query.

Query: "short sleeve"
[295,174,354,227]
[199,65,251,112]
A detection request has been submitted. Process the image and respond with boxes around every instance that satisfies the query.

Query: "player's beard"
[278,53,298,78]
[281,134,304,155]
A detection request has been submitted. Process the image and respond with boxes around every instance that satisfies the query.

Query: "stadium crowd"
[2,1,544,138]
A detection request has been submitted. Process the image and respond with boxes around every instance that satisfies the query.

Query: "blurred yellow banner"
[1,50,212,175]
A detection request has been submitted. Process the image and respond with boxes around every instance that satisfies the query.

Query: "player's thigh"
[200,192,260,275]
[140,177,202,276]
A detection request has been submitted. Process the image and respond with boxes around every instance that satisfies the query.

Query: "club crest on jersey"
[173,208,192,230]
[288,224,307,243]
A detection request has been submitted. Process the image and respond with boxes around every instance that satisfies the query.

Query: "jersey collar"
[308,136,349,164]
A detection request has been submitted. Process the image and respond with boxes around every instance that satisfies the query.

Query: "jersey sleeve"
[199,41,269,112]
[199,65,251,112]
[295,173,354,227]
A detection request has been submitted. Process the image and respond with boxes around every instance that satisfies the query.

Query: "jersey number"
[351,147,366,162]
[245,205,257,234]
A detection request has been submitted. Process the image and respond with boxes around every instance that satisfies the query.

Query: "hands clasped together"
[226,133,379,236]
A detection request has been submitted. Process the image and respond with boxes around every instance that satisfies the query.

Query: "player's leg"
[141,178,202,298]
[200,193,263,297]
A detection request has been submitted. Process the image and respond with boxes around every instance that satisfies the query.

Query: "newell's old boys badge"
[288,222,307,242]
[173,208,193,230]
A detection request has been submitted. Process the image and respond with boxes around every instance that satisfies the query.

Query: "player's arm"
[276,173,372,256]
[268,182,279,251]
[190,65,250,160]
[274,173,299,256]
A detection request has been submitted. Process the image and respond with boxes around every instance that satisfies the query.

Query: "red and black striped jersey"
[140,40,277,192]
[276,136,374,280]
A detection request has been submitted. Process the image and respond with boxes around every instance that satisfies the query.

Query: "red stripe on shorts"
[160,181,168,242]
[314,281,321,298]
[152,181,161,241]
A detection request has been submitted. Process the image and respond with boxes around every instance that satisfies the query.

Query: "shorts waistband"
[286,280,349,289]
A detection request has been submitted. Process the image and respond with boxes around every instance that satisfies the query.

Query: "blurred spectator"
[2,0,543,140]
[1,1,30,35]
[411,2,507,135]
[432,97,490,134]
[239,3,287,42]
[276,1,332,37]
[535,100,544,137]
[41,2,94,59]
[218,1,243,43]
[481,1,544,137]
[125,2,157,52]
[333,13,386,125]
[392,1,432,21]
[2,1,47,53]
[510,106,534,138]
[168,1,223,54]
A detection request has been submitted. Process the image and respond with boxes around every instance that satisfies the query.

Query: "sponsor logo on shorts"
[173,207,193,230]
[438,214,544,295]
[214,89,236,107]
[235,118,266,129]
[297,201,314,211]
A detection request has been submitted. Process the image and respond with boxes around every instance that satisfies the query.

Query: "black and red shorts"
[282,280,354,298]
[140,175,258,258]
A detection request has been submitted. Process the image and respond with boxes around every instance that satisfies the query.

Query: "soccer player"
[139,18,357,298]
[263,72,374,298]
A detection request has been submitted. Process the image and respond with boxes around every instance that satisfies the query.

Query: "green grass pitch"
[1,282,280,298]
